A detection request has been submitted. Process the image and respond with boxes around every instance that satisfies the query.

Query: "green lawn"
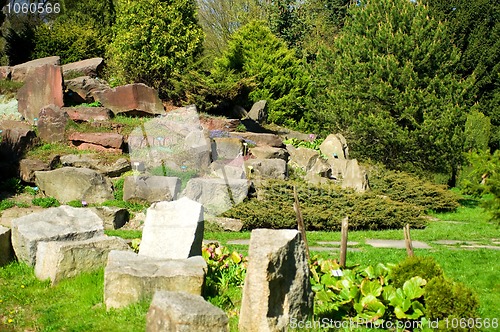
[1,204,498,331]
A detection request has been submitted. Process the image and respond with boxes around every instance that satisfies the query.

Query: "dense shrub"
[222,180,427,231]
[425,276,480,331]
[369,166,460,212]
[390,256,444,288]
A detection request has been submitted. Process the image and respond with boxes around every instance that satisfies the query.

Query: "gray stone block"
[0,226,14,266]
[123,176,181,204]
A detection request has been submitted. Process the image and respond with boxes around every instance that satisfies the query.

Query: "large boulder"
[0,121,38,180]
[342,159,369,192]
[62,58,104,78]
[320,133,348,160]
[304,158,332,185]
[249,146,288,161]
[63,106,113,123]
[19,158,50,184]
[123,176,181,204]
[37,105,69,143]
[239,229,314,331]
[11,206,104,266]
[211,137,244,161]
[287,145,320,172]
[139,198,204,260]
[60,154,131,177]
[64,76,110,104]
[92,83,165,116]
[35,167,114,204]
[230,132,284,148]
[247,100,267,124]
[0,226,14,267]
[244,158,287,180]
[17,64,64,124]
[35,236,130,285]
[183,178,249,217]
[68,132,124,153]
[209,159,246,180]
[146,291,229,332]
[11,56,60,82]
[104,251,207,309]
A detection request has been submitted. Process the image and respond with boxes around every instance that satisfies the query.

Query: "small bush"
[369,166,460,212]
[32,197,60,208]
[67,200,84,208]
[390,256,444,288]
[425,276,480,331]
[112,178,125,200]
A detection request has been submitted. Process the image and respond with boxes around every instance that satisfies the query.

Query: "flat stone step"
[433,240,479,245]
[309,246,362,252]
[365,239,432,249]
[316,241,359,246]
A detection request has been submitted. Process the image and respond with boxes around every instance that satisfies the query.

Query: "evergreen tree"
[107,0,203,95]
[309,0,473,180]
[213,20,310,127]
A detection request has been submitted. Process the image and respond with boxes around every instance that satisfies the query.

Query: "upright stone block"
[11,206,104,266]
[0,226,14,267]
[139,197,203,259]
[146,291,229,332]
[104,250,206,309]
[35,236,130,285]
[239,229,313,332]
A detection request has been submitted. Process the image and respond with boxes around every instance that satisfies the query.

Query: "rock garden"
[0,56,499,331]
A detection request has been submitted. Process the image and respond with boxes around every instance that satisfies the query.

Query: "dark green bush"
[425,276,480,331]
[32,197,60,208]
[223,180,427,231]
[369,166,460,212]
[390,256,444,288]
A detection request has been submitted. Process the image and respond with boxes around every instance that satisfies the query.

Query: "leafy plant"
[202,242,247,308]
[66,200,84,208]
[390,256,444,289]
[32,197,60,208]
[0,178,24,194]
[235,123,246,132]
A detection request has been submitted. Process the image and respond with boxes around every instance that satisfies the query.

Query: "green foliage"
[235,123,246,132]
[0,199,29,211]
[66,200,83,208]
[425,276,480,331]
[101,200,147,213]
[266,0,307,49]
[464,110,491,152]
[202,242,246,309]
[390,256,444,289]
[212,20,310,128]
[457,150,490,196]
[309,0,472,178]
[222,180,427,231]
[0,178,23,194]
[0,79,23,99]
[369,166,460,212]
[4,20,36,65]
[74,101,103,108]
[32,1,115,64]
[32,197,60,208]
[107,0,203,96]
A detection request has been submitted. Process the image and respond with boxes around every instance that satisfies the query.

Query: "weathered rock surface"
[35,236,130,285]
[231,132,284,148]
[139,198,204,259]
[19,158,49,184]
[68,132,123,153]
[0,206,44,228]
[244,158,287,180]
[11,206,104,266]
[123,176,181,204]
[320,133,348,160]
[17,64,64,124]
[11,56,60,82]
[247,100,267,124]
[93,83,165,116]
[59,154,130,177]
[183,178,249,217]
[104,251,206,309]
[91,206,129,230]
[211,137,244,161]
[287,145,320,172]
[146,291,229,332]
[63,106,113,123]
[37,105,69,143]
[0,226,14,267]
[35,167,114,204]
[304,158,331,185]
[62,57,104,78]
[65,76,111,104]
[239,229,314,331]
[210,159,246,180]
[342,159,369,192]
[206,217,244,232]
[0,66,11,80]
[249,146,288,160]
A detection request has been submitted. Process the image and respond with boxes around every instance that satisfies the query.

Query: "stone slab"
[0,225,14,266]
[104,250,206,309]
[365,239,432,249]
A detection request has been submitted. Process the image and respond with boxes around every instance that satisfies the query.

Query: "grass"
[0,80,23,99]
[1,198,498,331]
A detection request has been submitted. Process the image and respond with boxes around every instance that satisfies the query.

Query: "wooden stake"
[340,217,349,268]
[404,224,415,257]
[293,185,310,261]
